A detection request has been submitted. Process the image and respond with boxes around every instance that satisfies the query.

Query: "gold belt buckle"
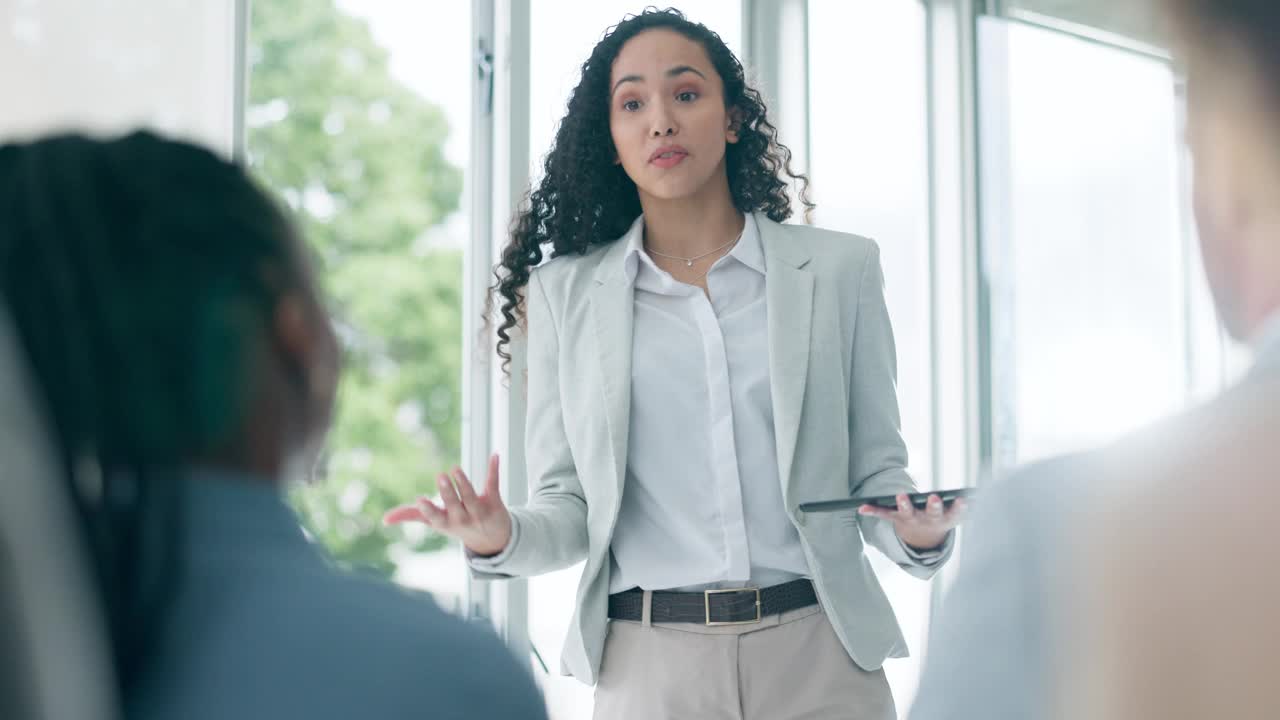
[704,587,762,626]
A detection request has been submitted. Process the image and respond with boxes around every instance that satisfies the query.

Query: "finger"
[452,466,480,512]
[858,504,897,520]
[437,473,468,521]
[484,454,501,498]
[896,494,915,518]
[926,495,944,518]
[416,498,447,526]
[383,504,425,525]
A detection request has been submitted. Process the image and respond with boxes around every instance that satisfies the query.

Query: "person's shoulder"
[985,377,1279,544]
[1094,371,1280,522]
[760,216,879,275]
[530,238,621,290]
[318,574,547,717]
[958,451,1099,559]
[777,220,874,247]
[139,562,547,720]
[996,451,1099,504]
[320,571,485,653]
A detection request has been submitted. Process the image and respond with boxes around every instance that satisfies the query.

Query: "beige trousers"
[592,593,896,720]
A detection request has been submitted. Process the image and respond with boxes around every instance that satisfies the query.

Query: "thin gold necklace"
[645,232,741,267]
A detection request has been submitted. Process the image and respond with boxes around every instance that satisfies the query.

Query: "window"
[809,0,933,709]
[247,0,470,608]
[978,18,1187,470]
[1002,0,1164,49]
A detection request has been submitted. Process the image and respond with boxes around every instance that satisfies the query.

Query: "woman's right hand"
[383,453,513,557]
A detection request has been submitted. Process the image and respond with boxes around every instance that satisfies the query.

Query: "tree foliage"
[247,0,462,574]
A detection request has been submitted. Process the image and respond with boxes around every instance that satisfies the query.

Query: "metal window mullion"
[926,0,984,507]
[231,0,250,162]
[998,8,1170,61]
[464,0,498,629]
[483,0,532,666]
[924,0,983,628]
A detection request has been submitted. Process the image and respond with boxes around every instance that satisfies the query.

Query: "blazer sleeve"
[468,267,589,580]
[847,242,954,578]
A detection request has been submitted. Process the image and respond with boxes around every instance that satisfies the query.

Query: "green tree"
[247,0,463,574]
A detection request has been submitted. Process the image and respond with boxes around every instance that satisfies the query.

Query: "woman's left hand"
[858,494,968,552]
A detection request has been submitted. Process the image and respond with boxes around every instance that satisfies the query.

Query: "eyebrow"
[611,65,708,96]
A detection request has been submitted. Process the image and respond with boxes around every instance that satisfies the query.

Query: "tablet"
[798,487,975,513]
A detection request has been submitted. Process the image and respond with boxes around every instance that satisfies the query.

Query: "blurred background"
[0,1,1247,717]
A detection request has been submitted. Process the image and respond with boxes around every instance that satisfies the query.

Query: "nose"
[649,101,677,138]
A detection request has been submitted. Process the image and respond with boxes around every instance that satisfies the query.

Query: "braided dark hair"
[0,131,306,696]
[492,7,812,369]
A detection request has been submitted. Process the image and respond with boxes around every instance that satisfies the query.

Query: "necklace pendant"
[686,259,693,267]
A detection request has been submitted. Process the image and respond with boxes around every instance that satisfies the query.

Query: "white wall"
[0,0,239,154]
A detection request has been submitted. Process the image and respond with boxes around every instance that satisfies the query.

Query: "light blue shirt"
[1249,309,1280,373]
[911,309,1280,720]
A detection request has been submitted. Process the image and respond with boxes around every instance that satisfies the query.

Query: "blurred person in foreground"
[909,1,1280,718]
[1064,1,1280,717]
[0,131,546,720]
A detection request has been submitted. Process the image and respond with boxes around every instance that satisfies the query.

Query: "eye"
[676,91,699,103]
[621,99,642,112]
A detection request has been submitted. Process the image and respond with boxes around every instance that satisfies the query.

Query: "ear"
[726,107,743,144]
[271,292,339,419]
[272,293,312,380]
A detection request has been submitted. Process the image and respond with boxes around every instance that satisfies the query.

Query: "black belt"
[607,579,818,626]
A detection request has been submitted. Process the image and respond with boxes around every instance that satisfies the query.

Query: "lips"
[649,144,689,168]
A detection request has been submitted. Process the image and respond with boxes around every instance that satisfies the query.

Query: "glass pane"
[526,6,741,717]
[978,18,1186,470]
[247,0,469,609]
[0,0,236,151]
[809,1,931,712]
[1003,0,1164,48]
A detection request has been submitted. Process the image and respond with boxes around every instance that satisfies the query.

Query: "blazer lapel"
[758,213,814,503]
[588,242,635,497]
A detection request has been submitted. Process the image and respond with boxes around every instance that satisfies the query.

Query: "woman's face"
[608,29,738,203]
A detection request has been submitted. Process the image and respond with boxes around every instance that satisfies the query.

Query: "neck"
[194,409,296,486]
[638,166,744,258]
[1236,223,1280,343]
[193,447,283,486]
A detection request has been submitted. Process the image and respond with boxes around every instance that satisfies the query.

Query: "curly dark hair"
[492,6,813,369]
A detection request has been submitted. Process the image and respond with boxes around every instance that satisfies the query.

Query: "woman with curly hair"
[387,8,965,717]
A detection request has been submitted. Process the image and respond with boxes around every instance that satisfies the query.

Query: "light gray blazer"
[476,212,953,684]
